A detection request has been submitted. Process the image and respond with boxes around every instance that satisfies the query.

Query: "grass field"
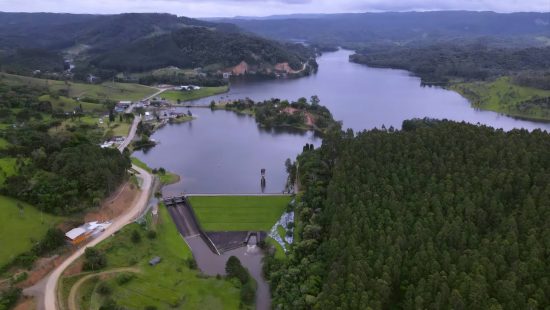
[0,195,61,267]
[0,138,9,149]
[0,73,157,101]
[162,86,228,103]
[38,95,106,113]
[64,206,241,310]
[0,157,16,185]
[451,77,550,121]
[189,196,291,231]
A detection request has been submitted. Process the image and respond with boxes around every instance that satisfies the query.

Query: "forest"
[350,44,550,86]
[266,119,550,309]
[90,27,314,73]
[226,11,550,48]
[0,12,315,81]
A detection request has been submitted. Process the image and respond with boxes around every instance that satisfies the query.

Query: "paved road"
[42,164,152,310]
[117,115,141,152]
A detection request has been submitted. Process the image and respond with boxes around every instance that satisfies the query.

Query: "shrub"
[97,283,112,296]
[116,273,135,285]
[83,248,107,271]
[131,230,141,244]
[146,230,157,240]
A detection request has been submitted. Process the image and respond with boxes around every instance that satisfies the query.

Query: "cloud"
[0,0,548,17]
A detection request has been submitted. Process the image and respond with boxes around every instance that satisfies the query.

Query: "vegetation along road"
[42,164,152,310]
[67,267,140,310]
[41,88,158,310]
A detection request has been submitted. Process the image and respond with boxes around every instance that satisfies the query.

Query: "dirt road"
[67,267,139,310]
[42,165,152,310]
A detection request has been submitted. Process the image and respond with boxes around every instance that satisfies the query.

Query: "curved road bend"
[42,164,152,310]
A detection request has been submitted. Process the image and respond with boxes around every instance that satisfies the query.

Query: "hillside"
[0,12,313,80]
[90,26,314,74]
[267,119,550,309]
[222,11,550,48]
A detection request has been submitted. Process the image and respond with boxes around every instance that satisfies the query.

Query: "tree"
[83,248,107,271]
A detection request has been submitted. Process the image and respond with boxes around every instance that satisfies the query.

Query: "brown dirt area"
[231,61,249,75]
[84,182,140,222]
[282,107,315,126]
[13,297,35,310]
[18,255,67,288]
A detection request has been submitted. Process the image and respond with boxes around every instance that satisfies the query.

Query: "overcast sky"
[0,0,548,17]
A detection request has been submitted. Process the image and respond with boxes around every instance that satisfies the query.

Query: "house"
[65,227,88,245]
[223,72,232,79]
[115,101,131,113]
[65,221,111,245]
[149,256,162,266]
[111,136,125,143]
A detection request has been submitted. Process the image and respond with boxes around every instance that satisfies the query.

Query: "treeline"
[0,48,66,76]
[267,119,550,309]
[350,44,550,86]
[222,96,336,132]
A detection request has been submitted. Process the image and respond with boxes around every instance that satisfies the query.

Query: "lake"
[135,49,550,195]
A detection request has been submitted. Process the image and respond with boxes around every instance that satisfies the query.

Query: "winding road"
[26,89,158,310]
[67,268,139,310]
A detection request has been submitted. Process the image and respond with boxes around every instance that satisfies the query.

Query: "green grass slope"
[162,86,228,103]
[189,196,290,231]
[78,206,241,309]
[0,195,61,266]
[452,77,550,121]
[0,73,157,101]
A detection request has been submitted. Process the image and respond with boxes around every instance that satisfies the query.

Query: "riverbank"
[449,77,550,122]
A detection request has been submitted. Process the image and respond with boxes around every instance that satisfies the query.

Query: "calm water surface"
[136,49,550,194]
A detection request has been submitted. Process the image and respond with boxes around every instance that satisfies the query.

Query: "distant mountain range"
[0,12,314,79]
[218,11,550,48]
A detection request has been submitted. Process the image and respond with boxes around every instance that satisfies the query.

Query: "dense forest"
[0,12,315,81]
[225,11,550,48]
[350,44,550,85]
[90,27,314,73]
[266,119,550,309]
[0,82,131,214]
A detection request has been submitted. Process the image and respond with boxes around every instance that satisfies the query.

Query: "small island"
[212,96,339,133]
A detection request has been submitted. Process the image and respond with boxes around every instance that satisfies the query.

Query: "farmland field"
[188,196,291,231]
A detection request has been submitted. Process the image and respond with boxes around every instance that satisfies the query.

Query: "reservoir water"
[135,49,550,195]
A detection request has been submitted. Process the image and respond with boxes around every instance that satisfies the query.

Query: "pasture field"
[0,195,61,267]
[452,77,550,121]
[162,86,228,103]
[188,195,291,231]
[0,73,157,101]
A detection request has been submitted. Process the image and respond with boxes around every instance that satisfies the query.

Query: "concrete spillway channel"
[164,196,219,254]
[163,196,271,310]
